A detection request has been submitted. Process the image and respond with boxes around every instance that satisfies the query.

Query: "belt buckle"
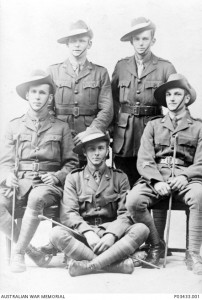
[73,107,80,117]
[32,162,40,172]
[133,106,140,116]
[165,156,173,166]
[94,217,102,226]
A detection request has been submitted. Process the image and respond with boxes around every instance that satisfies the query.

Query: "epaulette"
[49,62,63,67]
[71,167,84,174]
[10,114,25,122]
[117,56,131,63]
[92,63,105,69]
[150,115,164,121]
[190,116,202,122]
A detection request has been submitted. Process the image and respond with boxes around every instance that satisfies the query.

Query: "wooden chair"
[151,199,189,253]
[6,204,60,262]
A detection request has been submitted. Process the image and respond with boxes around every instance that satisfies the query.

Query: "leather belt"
[84,216,114,226]
[19,162,61,172]
[56,107,98,118]
[157,157,185,166]
[120,104,161,116]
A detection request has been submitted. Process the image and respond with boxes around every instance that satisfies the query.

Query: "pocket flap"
[155,138,170,146]
[56,80,72,88]
[83,81,100,89]
[178,137,197,147]
[43,134,62,143]
[20,134,32,141]
[145,81,162,89]
[118,80,131,88]
[102,193,120,205]
[78,195,93,203]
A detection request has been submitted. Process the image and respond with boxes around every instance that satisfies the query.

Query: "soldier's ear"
[87,40,92,49]
[185,94,191,105]
[48,94,53,103]
[151,37,156,46]
[25,92,29,101]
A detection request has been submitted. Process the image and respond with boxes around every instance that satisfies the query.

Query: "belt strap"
[156,157,185,166]
[84,216,114,226]
[56,107,98,117]
[19,162,61,172]
[120,104,161,116]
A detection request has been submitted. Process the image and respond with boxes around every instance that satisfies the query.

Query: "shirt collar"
[86,162,107,177]
[135,51,152,66]
[27,110,49,122]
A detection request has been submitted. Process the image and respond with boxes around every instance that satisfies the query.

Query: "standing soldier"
[111,17,176,246]
[48,128,149,276]
[47,19,113,162]
[0,70,78,273]
[126,74,202,274]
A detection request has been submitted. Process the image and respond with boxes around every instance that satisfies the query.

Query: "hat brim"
[73,133,110,155]
[121,22,155,42]
[57,29,93,44]
[16,76,55,100]
[154,80,196,107]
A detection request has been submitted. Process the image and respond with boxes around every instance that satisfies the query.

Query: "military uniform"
[0,112,78,255]
[48,59,113,136]
[50,164,149,274]
[126,112,202,269]
[111,53,176,185]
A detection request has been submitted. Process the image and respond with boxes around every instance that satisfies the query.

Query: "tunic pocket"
[83,80,101,105]
[118,80,131,102]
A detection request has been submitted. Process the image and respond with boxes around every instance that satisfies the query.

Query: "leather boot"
[26,244,52,267]
[10,254,26,273]
[38,242,58,256]
[103,258,134,274]
[142,243,163,268]
[68,260,98,277]
[186,251,202,275]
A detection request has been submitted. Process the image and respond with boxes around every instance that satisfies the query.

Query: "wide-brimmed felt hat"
[154,73,196,107]
[16,69,55,100]
[57,20,93,44]
[121,17,156,42]
[73,128,110,155]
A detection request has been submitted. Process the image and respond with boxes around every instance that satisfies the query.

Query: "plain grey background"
[0,0,202,138]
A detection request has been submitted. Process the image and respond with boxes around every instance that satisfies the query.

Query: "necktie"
[172,116,178,129]
[75,64,81,76]
[137,60,144,78]
[94,171,101,185]
[33,119,41,131]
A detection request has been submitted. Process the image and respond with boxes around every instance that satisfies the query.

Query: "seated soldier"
[48,128,149,276]
[126,74,202,274]
[0,70,78,273]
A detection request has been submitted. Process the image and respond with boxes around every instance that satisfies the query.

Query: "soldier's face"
[84,141,109,167]
[166,88,190,112]
[131,30,155,56]
[26,84,53,112]
[67,36,92,58]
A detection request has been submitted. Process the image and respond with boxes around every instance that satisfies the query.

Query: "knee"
[27,190,45,211]
[128,223,150,240]
[186,186,202,211]
[50,226,72,251]
[126,189,147,214]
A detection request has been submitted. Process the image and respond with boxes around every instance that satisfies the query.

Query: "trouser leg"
[153,209,167,240]
[0,206,20,243]
[90,223,149,269]
[50,226,95,261]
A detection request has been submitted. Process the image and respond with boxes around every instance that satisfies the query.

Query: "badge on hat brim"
[57,20,93,44]
[120,17,156,42]
[73,128,110,155]
[154,73,197,107]
[16,70,55,100]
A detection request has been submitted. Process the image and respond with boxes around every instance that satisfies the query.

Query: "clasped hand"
[154,175,188,196]
[84,231,116,254]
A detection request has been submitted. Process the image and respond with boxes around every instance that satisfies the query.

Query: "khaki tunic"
[111,53,176,156]
[48,59,113,136]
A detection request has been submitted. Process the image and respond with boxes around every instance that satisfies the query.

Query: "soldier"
[111,16,176,249]
[47,19,113,162]
[48,128,149,276]
[126,74,202,274]
[0,70,78,273]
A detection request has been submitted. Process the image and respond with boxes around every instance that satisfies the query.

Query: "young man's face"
[84,140,109,167]
[131,30,155,56]
[165,88,190,113]
[67,35,92,58]
[26,84,53,112]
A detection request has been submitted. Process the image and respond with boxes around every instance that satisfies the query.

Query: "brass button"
[75,80,79,84]
[97,206,101,210]
[74,90,78,94]
[136,90,141,94]
[35,147,40,151]
[137,79,141,83]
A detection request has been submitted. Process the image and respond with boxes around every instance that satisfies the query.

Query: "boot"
[142,243,163,268]
[186,251,202,275]
[68,260,98,277]
[38,242,58,256]
[103,258,134,274]
[10,254,26,273]
[26,244,52,267]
